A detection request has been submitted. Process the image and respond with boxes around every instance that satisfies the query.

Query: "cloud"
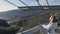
[0,6,17,12]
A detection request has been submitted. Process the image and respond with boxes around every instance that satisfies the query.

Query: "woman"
[41,14,58,34]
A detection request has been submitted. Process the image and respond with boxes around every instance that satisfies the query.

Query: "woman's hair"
[52,16,57,23]
[50,14,57,23]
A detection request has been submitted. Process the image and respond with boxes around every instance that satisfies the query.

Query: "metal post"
[36,0,41,6]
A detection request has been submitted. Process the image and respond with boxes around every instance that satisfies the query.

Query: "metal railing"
[17,25,42,34]
[16,25,60,34]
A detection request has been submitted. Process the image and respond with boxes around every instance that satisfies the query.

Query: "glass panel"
[39,0,47,6]
[48,0,60,5]
[6,0,60,6]
[7,0,25,6]
[21,0,38,6]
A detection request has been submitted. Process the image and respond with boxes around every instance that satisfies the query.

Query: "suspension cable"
[46,0,51,12]
[35,0,43,9]
[5,0,19,8]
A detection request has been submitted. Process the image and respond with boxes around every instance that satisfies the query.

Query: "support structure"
[18,0,34,11]
[46,0,51,12]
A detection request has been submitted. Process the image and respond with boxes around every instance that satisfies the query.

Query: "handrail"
[17,25,42,34]
[17,25,60,34]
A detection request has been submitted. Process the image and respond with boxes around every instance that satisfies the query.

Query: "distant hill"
[0,9,60,24]
[0,9,33,20]
[0,9,41,20]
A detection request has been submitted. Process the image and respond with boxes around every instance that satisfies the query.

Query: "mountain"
[0,9,30,20]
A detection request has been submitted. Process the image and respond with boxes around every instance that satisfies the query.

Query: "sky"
[0,0,60,12]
